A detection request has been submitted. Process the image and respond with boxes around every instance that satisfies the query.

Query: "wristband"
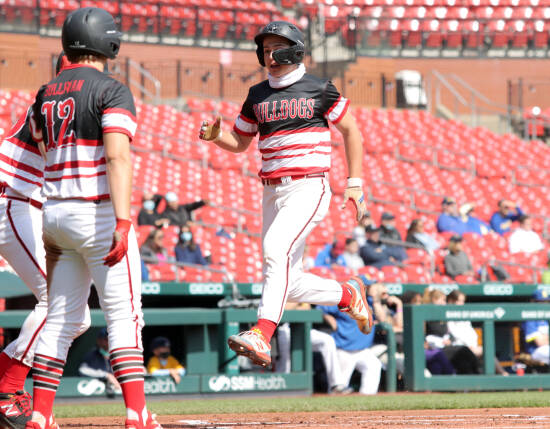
[347,177,362,188]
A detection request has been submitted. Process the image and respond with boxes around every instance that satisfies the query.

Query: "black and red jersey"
[233,73,349,179]
[0,108,45,201]
[31,64,137,200]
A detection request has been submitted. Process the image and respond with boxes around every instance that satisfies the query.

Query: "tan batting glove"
[341,180,367,222]
[199,116,222,141]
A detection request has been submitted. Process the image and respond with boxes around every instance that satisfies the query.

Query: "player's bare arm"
[336,110,367,221]
[199,116,254,153]
[103,132,133,266]
[104,132,132,220]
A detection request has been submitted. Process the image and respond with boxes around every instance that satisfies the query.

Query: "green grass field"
[54,391,550,418]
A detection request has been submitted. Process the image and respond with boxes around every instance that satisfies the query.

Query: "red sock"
[254,319,277,343]
[0,353,11,380]
[33,387,56,422]
[120,380,147,422]
[0,359,31,393]
[338,284,352,309]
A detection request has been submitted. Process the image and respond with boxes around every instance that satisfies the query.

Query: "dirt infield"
[58,408,550,428]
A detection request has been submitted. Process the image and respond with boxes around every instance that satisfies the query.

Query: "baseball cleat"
[227,328,271,367]
[125,412,163,429]
[0,390,32,429]
[23,412,58,429]
[339,276,373,334]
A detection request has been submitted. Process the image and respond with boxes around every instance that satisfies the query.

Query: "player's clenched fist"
[199,116,222,141]
[103,218,132,267]
[341,185,367,222]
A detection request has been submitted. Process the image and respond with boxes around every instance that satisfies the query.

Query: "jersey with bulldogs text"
[31,64,137,200]
[233,73,349,179]
[0,108,45,202]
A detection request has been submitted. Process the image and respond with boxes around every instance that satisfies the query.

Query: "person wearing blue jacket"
[490,200,524,235]
[174,224,208,265]
[437,196,466,235]
[318,276,382,395]
[314,239,347,268]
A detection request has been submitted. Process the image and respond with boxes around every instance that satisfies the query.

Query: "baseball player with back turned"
[24,8,161,429]
[0,53,91,429]
[200,21,373,367]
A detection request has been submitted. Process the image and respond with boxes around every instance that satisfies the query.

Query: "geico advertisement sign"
[189,283,225,295]
[142,282,161,295]
[208,375,287,392]
[77,378,176,396]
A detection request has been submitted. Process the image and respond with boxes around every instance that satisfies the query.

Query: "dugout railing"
[404,303,550,392]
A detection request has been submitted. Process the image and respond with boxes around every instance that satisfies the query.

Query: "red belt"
[261,172,326,186]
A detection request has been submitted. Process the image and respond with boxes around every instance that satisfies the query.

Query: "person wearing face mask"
[378,212,407,263]
[174,224,208,266]
[78,328,121,398]
[146,337,185,384]
[137,192,170,227]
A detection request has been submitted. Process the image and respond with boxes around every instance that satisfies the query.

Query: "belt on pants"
[0,184,43,210]
[261,172,326,186]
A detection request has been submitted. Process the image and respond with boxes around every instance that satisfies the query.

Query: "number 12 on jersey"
[41,97,76,151]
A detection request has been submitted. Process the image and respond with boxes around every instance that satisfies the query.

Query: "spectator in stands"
[437,196,466,235]
[319,302,382,395]
[446,290,508,376]
[276,302,350,394]
[140,228,169,264]
[341,238,364,272]
[137,191,169,227]
[379,211,408,262]
[161,191,209,227]
[146,336,186,384]
[406,218,440,254]
[78,328,120,398]
[403,290,455,376]
[460,203,490,236]
[522,289,550,364]
[174,224,208,265]
[490,199,524,235]
[509,215,544,254]
[353,212,375,247]
[424,289,480,374]
[360,226,401,269]
[315,239,346,269]
[444,235,475,280]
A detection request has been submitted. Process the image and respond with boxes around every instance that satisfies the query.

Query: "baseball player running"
[24,8,161,429]
[200,21,372,367]
[0,54,91,429]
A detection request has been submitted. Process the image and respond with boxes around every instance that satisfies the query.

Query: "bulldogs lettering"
[253,97,315,123]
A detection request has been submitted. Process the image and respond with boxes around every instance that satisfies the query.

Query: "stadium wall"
[1,33,550,109]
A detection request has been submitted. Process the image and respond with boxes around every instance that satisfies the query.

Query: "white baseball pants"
[0,196,89,367]
[276,323,343,391]
[34,199,143,361]
[337,347,382,395]
[258,177,343,323]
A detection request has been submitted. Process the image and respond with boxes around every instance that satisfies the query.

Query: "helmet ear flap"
[256,43,265,67]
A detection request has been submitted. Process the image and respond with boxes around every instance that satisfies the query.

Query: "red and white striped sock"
[32,354,64,423]
[110,348,147,423]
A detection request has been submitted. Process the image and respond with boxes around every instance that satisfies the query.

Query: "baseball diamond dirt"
[55,408,550,428]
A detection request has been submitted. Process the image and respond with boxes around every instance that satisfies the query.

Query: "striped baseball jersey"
[0,107,45,202]
[31,64,137,200]
[233,74,349,179]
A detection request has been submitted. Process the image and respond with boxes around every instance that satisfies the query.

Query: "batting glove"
[199,116,222,141]
[103,218,132,267]
[341,183,367,222]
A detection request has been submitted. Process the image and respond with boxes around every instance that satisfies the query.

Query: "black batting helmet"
[254,21,305,67]
[62,7,122,60]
